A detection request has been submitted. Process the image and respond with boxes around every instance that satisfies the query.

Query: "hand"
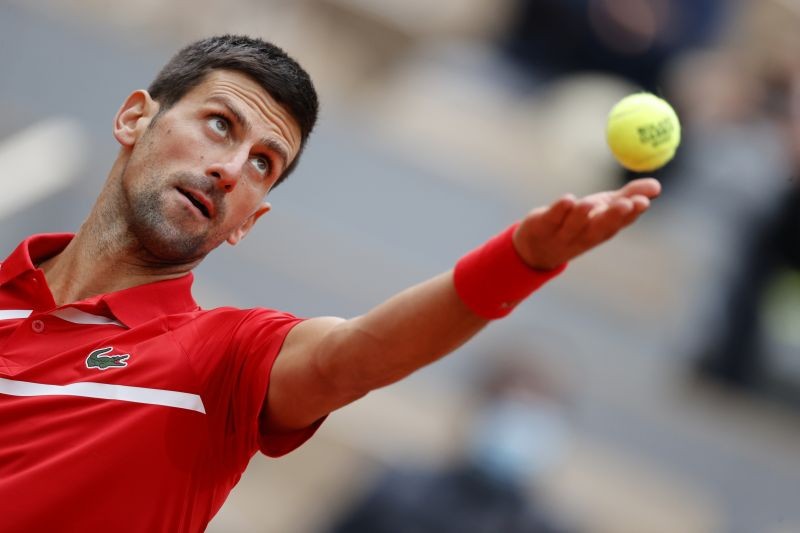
[513,178,662,270]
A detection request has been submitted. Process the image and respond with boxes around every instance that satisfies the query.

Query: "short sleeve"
[227,308,325,458]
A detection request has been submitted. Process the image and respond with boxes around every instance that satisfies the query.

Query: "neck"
[39,161,200,306]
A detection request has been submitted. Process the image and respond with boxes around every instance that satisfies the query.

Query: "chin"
[128,191,221,263]
[131,219,213,263]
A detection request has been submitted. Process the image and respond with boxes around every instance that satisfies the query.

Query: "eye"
[251,155,270,176]
[207,115,229,137]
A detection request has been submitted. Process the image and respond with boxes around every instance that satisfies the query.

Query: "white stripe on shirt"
[0,377,206,414]
[0,310,33,320]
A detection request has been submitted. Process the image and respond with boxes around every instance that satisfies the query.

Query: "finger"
[539,194,576,229]
[524,194,576,235]
[589,192,635,218]
[589,204,608,218]
[616,178,662,200]
[615,195,652,227]
[595,198,634,231]
[587,197,634,242]
[630,194,651,212]
[618,196,651,228]
[558,198,596,238]
[607,196,635,218]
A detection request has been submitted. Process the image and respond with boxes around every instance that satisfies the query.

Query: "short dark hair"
[148,34,319,186]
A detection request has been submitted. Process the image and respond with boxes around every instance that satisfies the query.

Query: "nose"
[206,149,249,193]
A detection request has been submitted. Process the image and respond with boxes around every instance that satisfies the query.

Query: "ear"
[227,202,272,245]
[113,90,160,147]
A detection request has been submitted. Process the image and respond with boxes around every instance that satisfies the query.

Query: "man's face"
[119,69,302,262]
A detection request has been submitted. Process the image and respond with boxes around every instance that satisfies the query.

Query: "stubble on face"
[120,125,229,264]
[125,173,211,263]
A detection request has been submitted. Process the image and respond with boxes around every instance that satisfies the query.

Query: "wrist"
[453,223,567,319]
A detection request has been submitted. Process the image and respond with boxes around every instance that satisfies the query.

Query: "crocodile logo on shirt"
[86,347,130,370]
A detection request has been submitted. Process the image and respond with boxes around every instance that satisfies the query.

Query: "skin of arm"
[263,178,661,431]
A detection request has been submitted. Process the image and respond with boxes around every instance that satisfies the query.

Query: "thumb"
[532,194,576,231]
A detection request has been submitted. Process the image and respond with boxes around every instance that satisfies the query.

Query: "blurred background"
[2,0,800,531]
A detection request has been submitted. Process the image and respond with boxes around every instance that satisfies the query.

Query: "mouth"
[176,187,213,219]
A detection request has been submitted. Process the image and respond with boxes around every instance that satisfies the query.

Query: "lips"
[177,187,214,219]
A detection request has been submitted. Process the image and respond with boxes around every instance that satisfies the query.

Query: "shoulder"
[167,306,303,353]
[183,306,300,329]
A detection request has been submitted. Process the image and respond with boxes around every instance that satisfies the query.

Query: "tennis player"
[0,35,660,532]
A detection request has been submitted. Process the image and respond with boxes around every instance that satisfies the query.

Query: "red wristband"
[453,223,567,319]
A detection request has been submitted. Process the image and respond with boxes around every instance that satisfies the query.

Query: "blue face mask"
[466,397,568,485]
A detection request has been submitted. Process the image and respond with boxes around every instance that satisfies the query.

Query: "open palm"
[513,178,662,270]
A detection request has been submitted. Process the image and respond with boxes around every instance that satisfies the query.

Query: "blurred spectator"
[499,0,728,91]
[323,357,575,533]
[661,0,800,392]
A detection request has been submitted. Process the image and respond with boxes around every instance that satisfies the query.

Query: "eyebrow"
[207,95,290,174]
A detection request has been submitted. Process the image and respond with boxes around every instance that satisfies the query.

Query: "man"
[0,35,660,532]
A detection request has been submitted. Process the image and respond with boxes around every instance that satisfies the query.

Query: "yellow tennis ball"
[606,92,681,172]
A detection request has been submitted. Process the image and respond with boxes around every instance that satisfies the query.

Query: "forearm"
[316,270,488,400]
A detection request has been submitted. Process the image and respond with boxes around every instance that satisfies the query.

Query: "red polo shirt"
[0,234,322,532]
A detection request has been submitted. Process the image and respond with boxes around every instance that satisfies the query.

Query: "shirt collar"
[102,274,199,328]
[1,233,200,327]
[0,233,74,286]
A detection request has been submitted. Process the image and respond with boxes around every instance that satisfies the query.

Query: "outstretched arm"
[263,178,661,431]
